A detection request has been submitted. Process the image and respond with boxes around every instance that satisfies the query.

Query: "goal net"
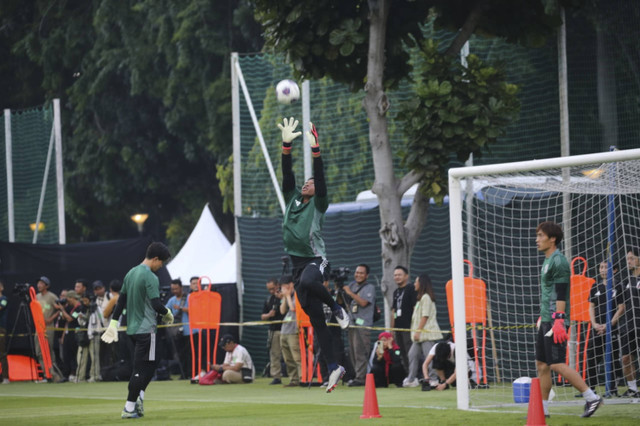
[448,148,640,410]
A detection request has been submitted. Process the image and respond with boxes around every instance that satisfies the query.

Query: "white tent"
[166,204,236,284]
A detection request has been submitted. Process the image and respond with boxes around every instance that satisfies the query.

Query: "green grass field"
[0,377,638,425]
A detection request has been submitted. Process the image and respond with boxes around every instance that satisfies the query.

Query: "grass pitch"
[0,377,638,425]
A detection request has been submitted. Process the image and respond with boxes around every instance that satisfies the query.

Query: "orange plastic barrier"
[0,355,40,381]
[568,257,595,380]
[29,287,52,379]
[445,259,487,384]
[295,293,322,384]
[188,276,222,379]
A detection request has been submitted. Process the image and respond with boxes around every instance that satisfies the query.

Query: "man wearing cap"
[211,334,255,384]
[35,276,59,378]
[87,280,110,382]
[368,331,405,388]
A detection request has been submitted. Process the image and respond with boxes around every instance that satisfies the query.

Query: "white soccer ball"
[275,79,300,105]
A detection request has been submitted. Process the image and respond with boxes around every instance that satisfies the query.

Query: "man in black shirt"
[390,266,416,373]
[586,261,624,395]
[619,249,640,397]
[261,278,285,384]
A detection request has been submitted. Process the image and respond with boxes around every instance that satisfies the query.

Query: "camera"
[330,266,350,289]
[159,285,171,303]
[12,283,32,302]
[56,298,67,305]
[88,295,98,312]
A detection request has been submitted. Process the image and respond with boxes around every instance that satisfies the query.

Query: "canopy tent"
[166,204,236,284]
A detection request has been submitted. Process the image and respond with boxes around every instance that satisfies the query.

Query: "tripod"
[4,299,39,381]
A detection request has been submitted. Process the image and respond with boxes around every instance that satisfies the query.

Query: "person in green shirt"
[534,221,602,418]
[278,117,350,393]
[101,242,174,419]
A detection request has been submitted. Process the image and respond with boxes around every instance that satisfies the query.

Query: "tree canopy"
[2,0,262,250]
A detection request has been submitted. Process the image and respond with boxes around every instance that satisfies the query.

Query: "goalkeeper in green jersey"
[101,242,174,419]
[278,117,350,393]
[534,221,602,418]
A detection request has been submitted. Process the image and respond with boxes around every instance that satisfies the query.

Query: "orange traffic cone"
[525,377,546,426]
[360,373,382,419]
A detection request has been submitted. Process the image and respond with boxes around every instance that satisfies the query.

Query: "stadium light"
[130,213,149,234]
[29,222,45,232]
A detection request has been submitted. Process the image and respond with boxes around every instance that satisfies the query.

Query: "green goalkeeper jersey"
[282,187,328,258]
[539,249,571,322]
[121,264,160,335]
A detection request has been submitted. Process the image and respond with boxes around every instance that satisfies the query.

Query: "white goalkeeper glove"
[162,310,174,325]
[277,117,302,153]
[101,319,119,344]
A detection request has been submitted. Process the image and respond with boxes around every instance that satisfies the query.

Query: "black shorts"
[131,333,157,362]
[620,326,639,356]
[535,322,566,365]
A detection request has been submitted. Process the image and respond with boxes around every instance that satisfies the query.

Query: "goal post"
[449,148,640,410]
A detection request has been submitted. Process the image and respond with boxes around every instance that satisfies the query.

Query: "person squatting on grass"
[101,242,175,419]
[278,117,350,393]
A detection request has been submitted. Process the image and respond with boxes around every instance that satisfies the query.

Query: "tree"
[5,0,262,249]
[254,0,580,307]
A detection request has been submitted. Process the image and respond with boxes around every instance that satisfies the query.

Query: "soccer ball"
[275,79,300,105]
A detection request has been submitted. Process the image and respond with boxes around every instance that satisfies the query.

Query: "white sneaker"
[334,307,350,329]
[2,379,9,384]
[403,377,419,388]
[326,365,345,393]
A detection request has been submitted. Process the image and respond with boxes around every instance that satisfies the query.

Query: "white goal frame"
[448,147,640,410]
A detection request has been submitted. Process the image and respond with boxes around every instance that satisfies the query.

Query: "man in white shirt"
[212,334,254,384]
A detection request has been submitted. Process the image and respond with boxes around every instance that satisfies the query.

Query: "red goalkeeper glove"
[306,122,320,157]
[551,312,567,344]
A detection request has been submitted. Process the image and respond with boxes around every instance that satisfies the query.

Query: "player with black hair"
[278,117,350,393]
[101,242,175,419]
[534,221,602,418]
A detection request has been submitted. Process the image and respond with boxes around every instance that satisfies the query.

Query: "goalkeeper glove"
[162,309,174,325]
[101,319,119,344]
[277,117,302,154]
[551,312,567,344]
[306,122,320,157]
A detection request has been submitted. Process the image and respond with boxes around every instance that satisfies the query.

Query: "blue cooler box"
[513,377,531,403]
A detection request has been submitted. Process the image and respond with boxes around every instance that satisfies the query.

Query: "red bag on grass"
[199,369,220,385]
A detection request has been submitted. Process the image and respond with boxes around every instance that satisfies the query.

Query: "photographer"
[86,280,110,382]
[35,276,59,378]
[261,277,284,385]
[341,264,375,387]
[368,331,405,388]
[165,279,189,379]
[55,290,86,382]
[0,281,8,384]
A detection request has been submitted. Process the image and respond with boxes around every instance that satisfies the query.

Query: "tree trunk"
[363,0,430,321]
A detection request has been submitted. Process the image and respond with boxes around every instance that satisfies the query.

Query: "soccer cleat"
[402,377,419,388]
[326,365,345,393]
[121,409,142,419]
[581,396,603,418]
[334,307,350,329]
[135,396,144,417]
[619,389,639,398]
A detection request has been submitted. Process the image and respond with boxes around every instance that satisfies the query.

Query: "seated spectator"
[211,334,254,384]
[422,339,478,391]
[368,331,405,388]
